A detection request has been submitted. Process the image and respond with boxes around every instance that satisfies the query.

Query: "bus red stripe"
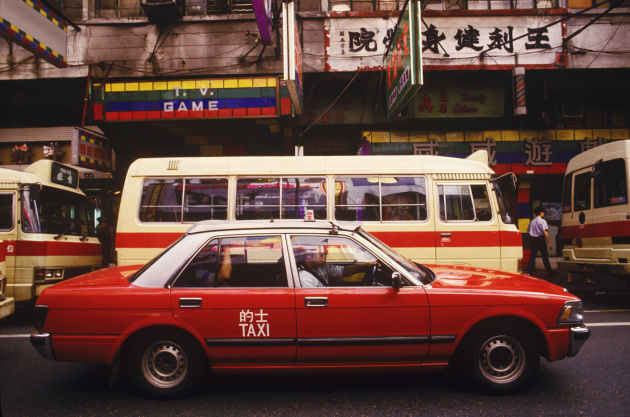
[9,240,101,257]
[563,221,630,240]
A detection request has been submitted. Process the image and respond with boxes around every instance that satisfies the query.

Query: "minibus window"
[574,173,591,212]
[562,174,572,213]
[281,178,327,220]
[335,178,381,222]
[381,177,427,221]
[0,193,14,230]
[183,178,229,222]
[140,179,184,222]
[438,184,475,221]
[594,159,627,208]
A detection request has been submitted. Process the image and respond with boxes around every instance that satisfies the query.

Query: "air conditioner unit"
[141,0,182,22]
[562,103,583,118]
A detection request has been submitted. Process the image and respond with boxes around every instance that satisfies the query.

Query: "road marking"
[585,309,630,313]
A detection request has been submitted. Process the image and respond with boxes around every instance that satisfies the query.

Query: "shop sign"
[384,0,422,120]
[92,77,280,121]
[413,75,504,118]
[283,2,303,114]
[0,0,67,68]
[325,15,563,72]
[71,128,113,172]
[252,0,274,45]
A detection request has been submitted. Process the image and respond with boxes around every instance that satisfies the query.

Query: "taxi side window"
[173,235,287,288]
[291,235,394,287]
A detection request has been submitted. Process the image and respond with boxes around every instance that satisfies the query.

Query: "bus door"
[0,191,17,298]
[434,182,501,270]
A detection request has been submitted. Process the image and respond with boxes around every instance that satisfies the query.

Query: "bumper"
[30,333,55,360]
[0,297,15,320]
[568,325,590,357]
[557,260,630,275]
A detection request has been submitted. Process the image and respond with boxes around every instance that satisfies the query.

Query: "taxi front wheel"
[128,330,205,399]
[461,323,539,394]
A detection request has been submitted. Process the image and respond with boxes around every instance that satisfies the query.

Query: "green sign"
[384,0,422,120]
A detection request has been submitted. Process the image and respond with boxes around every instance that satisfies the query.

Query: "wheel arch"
[450,315,549,367]
[114,324,210,373]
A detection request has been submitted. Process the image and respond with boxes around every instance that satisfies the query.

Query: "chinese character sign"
[325,15,562,72]
[71,128,113,172]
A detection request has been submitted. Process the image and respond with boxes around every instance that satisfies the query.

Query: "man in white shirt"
[527,206,557,279]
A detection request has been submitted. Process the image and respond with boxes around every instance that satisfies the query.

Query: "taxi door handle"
[304,297,328,307]
[440,233,452,237]
[179,298,202,308]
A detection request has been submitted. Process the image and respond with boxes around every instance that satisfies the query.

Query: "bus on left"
[0,160,101,315]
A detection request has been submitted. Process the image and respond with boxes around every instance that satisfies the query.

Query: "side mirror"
[391,272,402,290]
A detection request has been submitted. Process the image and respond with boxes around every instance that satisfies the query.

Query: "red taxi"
[31,221,590,398]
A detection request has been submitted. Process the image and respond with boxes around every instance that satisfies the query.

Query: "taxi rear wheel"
[128,330,205,399]
[461,323,539,394]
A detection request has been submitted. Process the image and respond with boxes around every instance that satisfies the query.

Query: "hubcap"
[142,341,188,389]
[478,335,526,384]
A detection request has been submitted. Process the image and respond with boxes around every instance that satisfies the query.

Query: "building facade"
[1,0,629,258]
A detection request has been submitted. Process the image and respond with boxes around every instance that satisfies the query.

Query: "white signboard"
[326,15,563,72]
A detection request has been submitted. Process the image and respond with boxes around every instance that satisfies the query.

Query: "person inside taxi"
[294,240,377,287]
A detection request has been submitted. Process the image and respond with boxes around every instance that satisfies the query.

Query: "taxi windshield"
[357,229,433,285]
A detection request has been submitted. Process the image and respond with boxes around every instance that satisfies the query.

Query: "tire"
[461,324,539,394]
[128,330,205,399]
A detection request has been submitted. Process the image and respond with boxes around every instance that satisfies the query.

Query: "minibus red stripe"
[116,232,183,249]
[10,241,101,257]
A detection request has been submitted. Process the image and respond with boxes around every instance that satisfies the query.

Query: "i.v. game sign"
[385,0,422,120]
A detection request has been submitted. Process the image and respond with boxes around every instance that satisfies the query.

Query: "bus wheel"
[129,330,204,399]
[461,324,539,394]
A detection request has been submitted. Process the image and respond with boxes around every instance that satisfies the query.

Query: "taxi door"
[434,182,501,270]
[290,234,430,366]
[170,235,296,367]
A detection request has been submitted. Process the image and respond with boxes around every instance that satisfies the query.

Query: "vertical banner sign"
[283,1,303,114]
[385,0,422,120]
[252,0,273,45]
[0,0,68,68]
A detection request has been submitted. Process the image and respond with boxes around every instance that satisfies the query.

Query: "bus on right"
[559,139,630,281]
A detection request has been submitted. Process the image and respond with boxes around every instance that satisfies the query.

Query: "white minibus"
[116,153,522,272]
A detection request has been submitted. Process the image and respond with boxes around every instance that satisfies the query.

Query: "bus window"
[0,193,13,230]
[381,177,427,221]
[140,179,183,222]
[235,177,326,220]
[183,178,229,222]
[574,173,591,212]
[562,174,572,213]
[34,187,94,236]
[594,159,627,208]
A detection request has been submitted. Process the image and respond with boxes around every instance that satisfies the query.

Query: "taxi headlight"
[557,300,584,324]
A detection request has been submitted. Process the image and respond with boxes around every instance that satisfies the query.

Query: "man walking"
[527,206,558,278]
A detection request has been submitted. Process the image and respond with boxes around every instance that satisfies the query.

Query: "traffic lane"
[2,324,629,417]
